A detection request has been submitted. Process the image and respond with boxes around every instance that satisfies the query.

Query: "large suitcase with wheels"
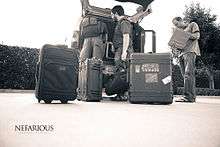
[35,44,79,104]
[128,53,173,104]
[77,58,103,102]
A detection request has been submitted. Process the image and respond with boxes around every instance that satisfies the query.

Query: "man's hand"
[136,5,152,13]
[121,50,127,61]
[136,6,144,13]
[147,8,152,14]
[130,5,152,23]
[189,32,200,40]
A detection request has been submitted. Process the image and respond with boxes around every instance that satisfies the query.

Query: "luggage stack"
[35,44,79,104]
[77,58,103,102]
[128,53,173,104]
[35,45,173,105]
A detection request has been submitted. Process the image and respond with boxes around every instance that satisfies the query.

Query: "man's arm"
[80,0,111,17]
[122,34,130,60]
[189,22,200,40]
[120,20,132,61]
[128,5,152,23]
[190,32,200,40]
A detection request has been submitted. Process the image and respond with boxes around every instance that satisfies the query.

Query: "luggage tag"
[162,76,171,85]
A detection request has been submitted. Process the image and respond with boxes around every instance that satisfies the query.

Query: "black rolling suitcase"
[35,44,79,104]
[77,58,103,102]
[128,53,173,104]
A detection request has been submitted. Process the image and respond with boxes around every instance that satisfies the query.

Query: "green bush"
[0,44,219,92]
[172,65,220,95]
[172,65,183,94]
[177,87,220,96]
[0,44,39,89]
[214,70,220,89]
[195,69,209,88]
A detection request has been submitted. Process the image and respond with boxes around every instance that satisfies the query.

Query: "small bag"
[168,28,191,50]
[105,69,129,96]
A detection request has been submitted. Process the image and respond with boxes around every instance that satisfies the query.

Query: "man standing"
[172,17,201,103]
[111,5,133,68]
[79,16,108,62]
[107,5,133,100]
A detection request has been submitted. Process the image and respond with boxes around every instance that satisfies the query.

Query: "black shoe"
[175,97,195,103]
[111,95,128,101]
[119,95,128,101]
[188,98,196,103]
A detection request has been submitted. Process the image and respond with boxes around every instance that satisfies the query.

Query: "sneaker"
[119,95,128,101]
[175,97,196,103]
[110,95,128,101]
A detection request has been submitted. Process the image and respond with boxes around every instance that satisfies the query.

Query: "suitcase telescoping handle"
[105,42,115,60]
[144,30,156,53]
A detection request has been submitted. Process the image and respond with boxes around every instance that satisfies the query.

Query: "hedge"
[177,87,220,96]
[214,70,220,89]
[172,64,220,95]
[0,44,39,89]
[0,44,219,96]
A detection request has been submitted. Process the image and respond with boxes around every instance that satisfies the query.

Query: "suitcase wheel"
[60,100,68,104]
[110,97,117,101]
[44,99,52,104]
[161,101,173,105]
[86,99,100,102]
[128,100,140,104]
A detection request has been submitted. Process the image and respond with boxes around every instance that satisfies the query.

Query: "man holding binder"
[171,17,201,103]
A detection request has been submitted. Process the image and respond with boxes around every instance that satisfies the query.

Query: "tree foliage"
[0,45,39,89]
[183,3,220,70]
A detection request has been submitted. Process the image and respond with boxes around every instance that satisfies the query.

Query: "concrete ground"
[0,92,220,147]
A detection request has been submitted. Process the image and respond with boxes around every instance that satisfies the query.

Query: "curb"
[175,95,220,99]
[0,89,34,93]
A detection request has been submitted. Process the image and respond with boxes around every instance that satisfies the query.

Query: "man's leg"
[178,56,185,77]
[92,37,105,60]
[178,56,186,96]
[79,38,92,62]
[114,48,124,71]
[183,53,196,101]
[113,48,129,101]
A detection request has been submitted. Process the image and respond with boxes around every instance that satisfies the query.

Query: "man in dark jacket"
[109,5,133,100]
[111,5,133,68]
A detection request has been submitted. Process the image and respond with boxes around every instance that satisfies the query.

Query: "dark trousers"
[113,47,133,96]
[179,52,196,100]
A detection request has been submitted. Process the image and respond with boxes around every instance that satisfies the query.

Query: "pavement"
[0,92,220,147]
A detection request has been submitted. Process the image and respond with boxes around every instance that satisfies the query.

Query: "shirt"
[181,22,201,56]
[113,19,133,49]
